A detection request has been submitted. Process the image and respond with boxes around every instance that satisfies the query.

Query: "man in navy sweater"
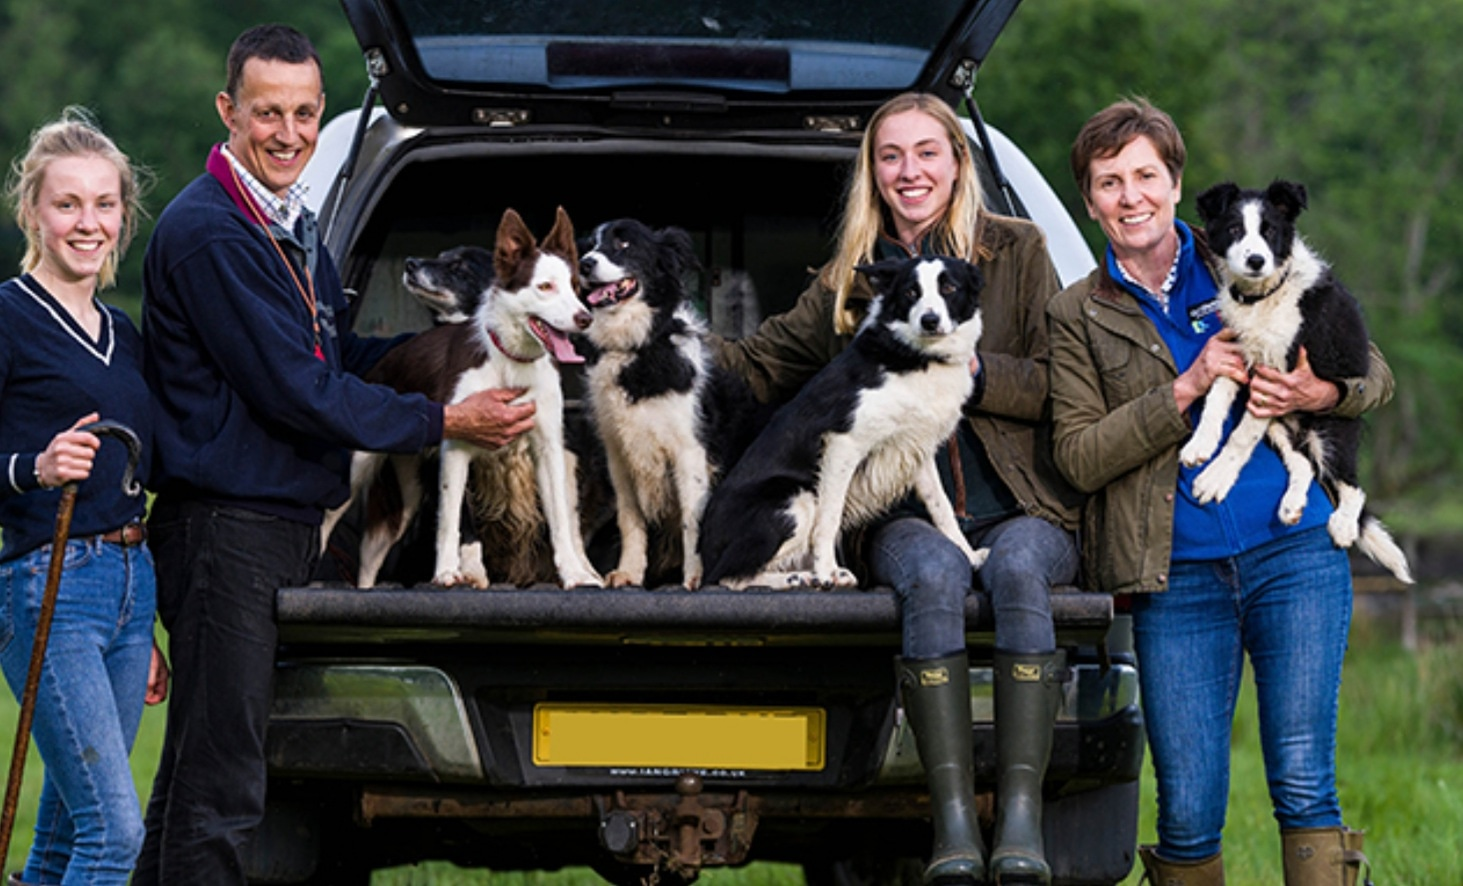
[135,24,530,884]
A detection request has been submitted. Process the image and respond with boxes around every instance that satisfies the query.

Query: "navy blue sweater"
[1,276,152,561]
[142,151,444,524]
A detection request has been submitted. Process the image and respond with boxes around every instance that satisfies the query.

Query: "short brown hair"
[225,23,321,100]
[1070,97,1186,199]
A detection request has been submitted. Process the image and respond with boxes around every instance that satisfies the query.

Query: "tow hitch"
[597,774,759,877]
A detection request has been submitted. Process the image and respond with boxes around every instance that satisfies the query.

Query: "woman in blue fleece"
[1,108,166,885]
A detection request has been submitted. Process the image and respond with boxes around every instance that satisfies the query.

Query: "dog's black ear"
[1195,182,1240,224]
[956,259,985,295]
[1266,180,1308,221]
[855,259,905,294]
[658,225,700,277]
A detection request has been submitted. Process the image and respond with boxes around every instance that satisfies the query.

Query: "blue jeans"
[867,515,1077,658]
[0,537,155,885]
[1131,525,1352,860]
[133,498,318,886]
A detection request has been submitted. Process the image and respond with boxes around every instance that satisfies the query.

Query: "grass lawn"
[0,615,1457,884]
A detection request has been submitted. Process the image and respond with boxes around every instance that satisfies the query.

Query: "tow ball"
[597,773,759,877]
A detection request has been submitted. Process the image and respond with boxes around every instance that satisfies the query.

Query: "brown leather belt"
[98,522,147,546]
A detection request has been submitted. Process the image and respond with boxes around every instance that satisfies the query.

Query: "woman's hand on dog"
[445,388,536,448]
[1248,347,1341,418]
[1173,331,1248,413]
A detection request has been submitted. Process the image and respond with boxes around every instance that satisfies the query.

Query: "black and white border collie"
[698,256,989,590]
[1181,179,1412,583]
[402,244,492,324]
[322,207,603,589]
[579,218,760,588]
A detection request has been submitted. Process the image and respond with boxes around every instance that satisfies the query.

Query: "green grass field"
[1,615,1458,884]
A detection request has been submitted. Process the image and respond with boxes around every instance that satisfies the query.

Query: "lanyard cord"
[228,162,322,356]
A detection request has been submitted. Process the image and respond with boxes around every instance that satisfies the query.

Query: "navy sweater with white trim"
[142,162,443,524]
[0,276,151,561]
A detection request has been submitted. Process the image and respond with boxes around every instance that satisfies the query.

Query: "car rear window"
[392,0,968,93]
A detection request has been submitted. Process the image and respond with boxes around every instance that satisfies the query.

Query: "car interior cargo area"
[343,148,852,342]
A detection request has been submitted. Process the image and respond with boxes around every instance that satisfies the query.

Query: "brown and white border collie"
[322,207,603,589]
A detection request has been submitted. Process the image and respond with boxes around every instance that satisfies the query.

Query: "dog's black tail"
[1354,512,1414,585]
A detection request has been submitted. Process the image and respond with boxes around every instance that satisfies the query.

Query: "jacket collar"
[1090,224,1219,310]
[207,144,271,227]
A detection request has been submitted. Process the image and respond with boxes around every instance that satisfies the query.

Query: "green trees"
[2,0,1460,526]
[982,0,1463,525]
[0,0,367,309]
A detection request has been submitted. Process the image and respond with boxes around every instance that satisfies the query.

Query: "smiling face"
[872,109,960,247]
[1083,135,1182,264]
[27,154,123,293]
[216,56,324,198]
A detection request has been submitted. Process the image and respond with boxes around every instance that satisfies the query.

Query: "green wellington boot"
[988,650,1066,884]
[898,652,987,885]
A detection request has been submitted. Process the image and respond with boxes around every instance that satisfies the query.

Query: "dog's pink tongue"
[586,283,617,306]
[542,326,585,364]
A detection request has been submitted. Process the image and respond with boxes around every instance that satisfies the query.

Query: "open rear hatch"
[339,0,1022,129]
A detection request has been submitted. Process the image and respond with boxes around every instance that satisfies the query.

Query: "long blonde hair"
[825,93,984,334]
[6,106,146,290]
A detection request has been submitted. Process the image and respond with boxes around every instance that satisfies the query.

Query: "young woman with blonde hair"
[1,107,166,884]
[718,91,1081,885]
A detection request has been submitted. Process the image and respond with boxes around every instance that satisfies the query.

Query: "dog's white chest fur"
[1220,243,1323,368]
[837,360,973,526]
[587,342,707,519]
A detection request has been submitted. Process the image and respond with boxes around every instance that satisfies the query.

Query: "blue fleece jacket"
[142,147,444,524]
[1106,221,1331,561]
[1,276,151,561]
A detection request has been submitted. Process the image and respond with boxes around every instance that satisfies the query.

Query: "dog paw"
[830,567,858,589]
[606,570,640,588]
[561,569,604,589]
[682,571,703,591]
[432,570,486,589]
[786,571,831,590]
[1277,494,1307,526]
[1327,511,1359,548]
[458,543,489,588]
[968,547,990,570]
[1179,437,1214,468]
[1192,459,1239,504]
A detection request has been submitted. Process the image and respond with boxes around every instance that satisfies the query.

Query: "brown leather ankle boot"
[1137,845,1225,885]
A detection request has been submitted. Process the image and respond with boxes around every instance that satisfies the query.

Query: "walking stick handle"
[79,419,143,497]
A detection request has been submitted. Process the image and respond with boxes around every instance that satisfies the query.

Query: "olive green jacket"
[714,213,1083,531]
[1046,236,1394,595]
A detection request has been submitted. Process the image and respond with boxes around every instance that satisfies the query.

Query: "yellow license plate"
[532,703,826,771]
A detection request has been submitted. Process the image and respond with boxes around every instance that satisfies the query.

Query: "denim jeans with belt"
[1131,524,1352,861]
[0,537,155,885]
[132,497,318,886]
[867,514,1078,658]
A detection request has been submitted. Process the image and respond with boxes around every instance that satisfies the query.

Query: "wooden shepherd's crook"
[0,420,142,866]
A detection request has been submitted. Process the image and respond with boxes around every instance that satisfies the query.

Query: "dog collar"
[1231,268,1290,305]
[489,328,537,363]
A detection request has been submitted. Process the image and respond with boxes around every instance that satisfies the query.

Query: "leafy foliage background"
[3,0,1460,527]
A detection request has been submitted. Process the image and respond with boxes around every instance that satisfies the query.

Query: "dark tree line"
[4,0,1460,528]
